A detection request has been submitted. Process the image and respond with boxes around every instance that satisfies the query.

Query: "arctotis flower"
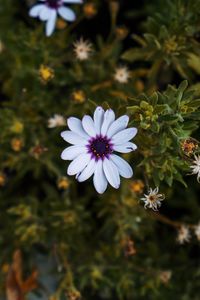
[141,187,165,211]
[29,0,83,37]
[61,106,137,194]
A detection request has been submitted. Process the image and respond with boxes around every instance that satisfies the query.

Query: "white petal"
[103,158,120,189]
[58,6,76,21]
[63,0,83,3]
[45,9,57,37]
[61,130,87,145]
[76,159,96,182]
[107,115,129,138]
[93,160,108,194]
[112,127,137,145]
[67,117,90,139]
[101,109,115,136]
[39,6,51,21]
[93,106,104,135]
[113,142,137,153]
[82,115,97,137]
[110,154,133,178]
[67,153,91,175]
[29,4,44,17]
[61,145,86,160]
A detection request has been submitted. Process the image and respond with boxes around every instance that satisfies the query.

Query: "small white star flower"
[194,222,200,241]
[177,225,191,244]
[29,0,83,37]
[190,155,200,182]
[60,106,137,194]
[159,270,172,284]
[141,187,165,211]
[73,38,93,61]
[48,114,66,128]
[114,66,130,84]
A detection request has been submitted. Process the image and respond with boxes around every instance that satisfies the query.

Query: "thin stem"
[149,211,195,229]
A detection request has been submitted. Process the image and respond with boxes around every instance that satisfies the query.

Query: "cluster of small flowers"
[177,223,200,244]
[30,1,131,84]
[73,40,130,83]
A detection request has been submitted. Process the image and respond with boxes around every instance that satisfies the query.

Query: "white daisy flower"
[114,66,130,84]
[29,0,83,37]
[141,187,165,211]
[194,222,200,241]
[60,106,137,194]
[48,114,66,128]
[177,225,191,244]
[190,155,200,182]
[73,38,93,61]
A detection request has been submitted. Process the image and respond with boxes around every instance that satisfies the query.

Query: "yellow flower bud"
[71,90,86,104]
[11,138,23,152]
[115,26,129,40]
[130,180,144,194]
[56,18,67,29]
[39,65,54,83]
[10,120,24,134]
[1,263,9,274]
[57,177,70,190]
[83,3,97,18]
[0,173,6,187]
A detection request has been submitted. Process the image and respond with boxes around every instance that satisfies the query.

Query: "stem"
[149,211,195,229]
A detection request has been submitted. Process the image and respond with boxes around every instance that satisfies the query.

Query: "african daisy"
[29,0,83,37]
[61,106,137,194]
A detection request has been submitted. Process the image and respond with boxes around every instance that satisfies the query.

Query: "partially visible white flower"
[29,0,83,37]
[60,106,137,194]
[73,38,93,61]
[194,222,200,241]
[48,114,66,128]
[190,155,200,182]
[141,187,165,211]
[177,225,191,244]
[159,270,172,284]
[114,66,130,84]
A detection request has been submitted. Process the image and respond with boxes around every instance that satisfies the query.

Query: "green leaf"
[127,105,140,114]
[154,104,170,114]
[121,48,146,61]
[187,53,200,75]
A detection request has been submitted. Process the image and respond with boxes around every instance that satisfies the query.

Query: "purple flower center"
[87,135,113,161]
[45,0,63,9]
